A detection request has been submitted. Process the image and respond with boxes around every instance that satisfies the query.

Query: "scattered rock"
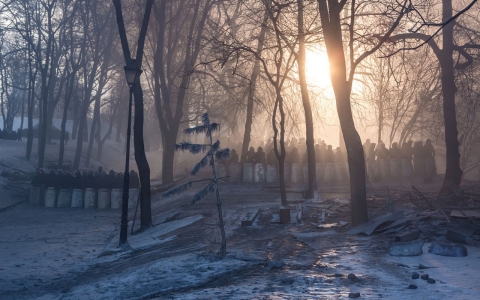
[266,260,285,270]
[421,274,429,280]
[408,284,417,289]
[348,273,357,280]
[427,278,436,284]
[411,272,419,279]
[389,239,424,256]
[428,242,467,257]
[348,292,361,298]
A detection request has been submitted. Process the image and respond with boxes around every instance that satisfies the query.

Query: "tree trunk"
[439,0,462,196]
[240,10,268,163]
[133,84,152,229]
[85,94,100,166]
[297,0,316,198]
[318,0,368,225]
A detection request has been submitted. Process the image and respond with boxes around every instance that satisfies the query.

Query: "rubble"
[428,242,468,257]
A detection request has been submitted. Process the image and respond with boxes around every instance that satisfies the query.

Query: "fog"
[1,0,480,299]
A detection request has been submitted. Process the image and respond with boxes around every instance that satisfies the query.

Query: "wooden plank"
[241,208,260,227]
[450,210,480,219]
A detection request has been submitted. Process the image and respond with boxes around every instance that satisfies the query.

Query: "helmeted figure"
[129,170,140,189]
[245,147,256,163]
[267,149,277,166]
[287,147,300,164]
[253,147,267,164]
[31,169,46,187]
[412,141,425,176]
[324,145,335,164]
[229,149,239,164]
[424,139,437,181]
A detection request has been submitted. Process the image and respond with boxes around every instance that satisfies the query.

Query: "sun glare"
[305,48,331,90]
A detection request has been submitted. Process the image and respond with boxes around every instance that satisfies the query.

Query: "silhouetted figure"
[55,169,64,189]
[363,139,371,159]
[287,147,300,164]
[324,145,335,164]
[335,147,345,163]
[31,169,46,187]
[412,141,425,176]
[376,143,390,160]
[254,147,266,164]
[115,172,123,189]
[72,170,83,189]
[245,147,256,163]
[424,139,436,181]
[267,149,277,166]
[86,171,95,189]
[319,143,327,165]
[62,170,73,189]
[229,149,239,164]
[401,142,412,160]
[129,170,140,189]
[389,142,402,159]
[315,144,322,165]
[107,170,116,189]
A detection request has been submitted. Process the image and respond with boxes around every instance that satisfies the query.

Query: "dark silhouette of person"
[389,142,402,159]
[335,147,345,163]
[363,139,371,159]
[254,147,267,164]
[107,170,116,189]
[315,144,322,165]
[245,147,256,163]
[267,149,277,166]
[287,147,300,164]
[424,139,437,179]
[229,149,239,164]
[129,170,140,189]
[367,143,376,162]
[401,142,412,159]
[376,143,390,160]
[31,169,46,187]
[324,145,335,164]
[72,170,83,189]
[412,141,425,176]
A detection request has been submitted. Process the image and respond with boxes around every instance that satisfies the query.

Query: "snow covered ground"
[1,138,479,299]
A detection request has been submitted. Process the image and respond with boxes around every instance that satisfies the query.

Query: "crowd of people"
[31,166,140,190]
[226,138,347,167]
[0,128,22,141]
[363,138,436,181]
[224,137,436,182]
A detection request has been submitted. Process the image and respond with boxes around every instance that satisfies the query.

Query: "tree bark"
[113,0,154,229]
[297,0,316,198]
[439,0,462,195]
[240,10,268,163]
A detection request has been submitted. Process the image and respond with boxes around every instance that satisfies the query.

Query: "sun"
[305,48,331,90]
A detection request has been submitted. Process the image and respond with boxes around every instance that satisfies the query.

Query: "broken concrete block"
[447,230,468,244]
[408,284,417,289]
[266,260,285,269]
[395,230,421,243]
[427,278,435,284]
[411,272,419,279]
[71,189,84,208]
[428,242,467,257]
[348,292,360,298]
[421,274,429,280]
[347,273,357,280]
[388,239,424,256]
